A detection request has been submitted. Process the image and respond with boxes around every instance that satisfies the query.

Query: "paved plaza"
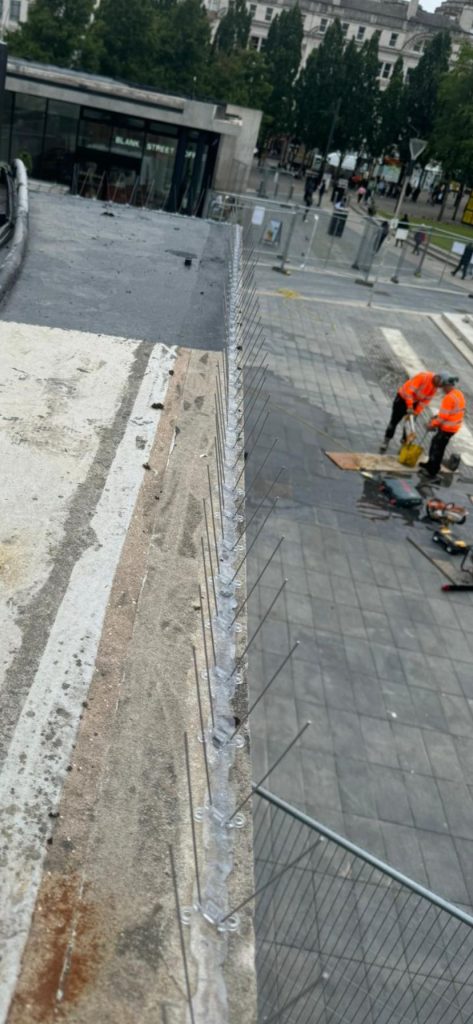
[246,258,473,910]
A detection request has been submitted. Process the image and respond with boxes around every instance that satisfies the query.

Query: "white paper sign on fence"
[451,241,465,256]
[252,206,265,226]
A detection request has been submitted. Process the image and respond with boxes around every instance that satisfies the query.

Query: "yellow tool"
[398,416,424,468]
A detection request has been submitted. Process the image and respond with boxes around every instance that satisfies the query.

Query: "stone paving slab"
[246,271,473,910]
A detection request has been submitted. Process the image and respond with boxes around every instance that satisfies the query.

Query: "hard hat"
[437,372,459,386]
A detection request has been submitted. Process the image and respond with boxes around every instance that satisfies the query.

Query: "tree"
[207,50,271,108]
[153,0,211,94]
[432,43,473,216]
[337,38,363,155]
[296,19,345,152]
[81,0,158,82]
[263,5,303,138]
[358,32,381,156]
[7,0,94,66]
[214,0,252,55]
[406,30,451,142]
[376,56,407,156]
[82,0,211,96]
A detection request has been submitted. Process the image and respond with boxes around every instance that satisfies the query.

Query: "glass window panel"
[140,131,177,206]
[78,115,112,151]
[10,1,21,21]
[42,99,79,181]
[110,125,144,157]
[10,93,47,174]
[0,90,13,162]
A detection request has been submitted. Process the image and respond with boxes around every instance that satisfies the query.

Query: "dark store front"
[0,91,219,214]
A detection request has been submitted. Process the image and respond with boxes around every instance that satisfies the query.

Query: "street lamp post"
[394,137,427,217]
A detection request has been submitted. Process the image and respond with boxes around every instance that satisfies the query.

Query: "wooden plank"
[325,451,413,474]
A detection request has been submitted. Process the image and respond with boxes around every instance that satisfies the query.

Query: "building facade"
[0,0,29,34]
[0,58,261,210]
[207,0,473,85]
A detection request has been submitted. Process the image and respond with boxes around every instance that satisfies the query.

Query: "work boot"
[379,440,389,454]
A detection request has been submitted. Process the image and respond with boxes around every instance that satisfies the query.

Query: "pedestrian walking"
[451,242,473,280]
[420,380,465,478]
[411,185,421,202]
[357,185,366,204]
[413,229,426,255]
[375,220,389,252]
[317,179,326,207]
[380,371,450,453]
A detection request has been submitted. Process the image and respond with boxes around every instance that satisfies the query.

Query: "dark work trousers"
[385,394,408,441]
[424,429,452,477]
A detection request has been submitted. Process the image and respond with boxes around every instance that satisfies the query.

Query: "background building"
[0,0,29,34]
[207,0,473,85]
[0,58,261,208]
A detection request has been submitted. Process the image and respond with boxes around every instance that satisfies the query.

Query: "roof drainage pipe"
[0,158,28,304]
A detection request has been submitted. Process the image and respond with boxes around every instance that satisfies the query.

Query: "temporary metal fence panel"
[206,191,298,264]
[292,207,363,272]
[253,787,473,1024]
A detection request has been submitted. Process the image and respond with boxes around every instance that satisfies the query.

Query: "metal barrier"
[206,191,379,274]
[206,190,299,269]
[253,787,473,1024]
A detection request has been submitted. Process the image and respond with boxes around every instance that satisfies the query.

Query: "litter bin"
[328,209,348,237]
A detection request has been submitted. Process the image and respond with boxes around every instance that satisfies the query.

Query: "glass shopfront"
[0,90,219,215]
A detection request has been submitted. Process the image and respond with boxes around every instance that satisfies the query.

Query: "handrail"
[255,785,473,929]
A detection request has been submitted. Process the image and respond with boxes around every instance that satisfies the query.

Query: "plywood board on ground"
[326,451,414,474]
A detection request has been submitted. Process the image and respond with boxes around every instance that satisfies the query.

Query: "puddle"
[357,477,422,526]
[357,470,472,534]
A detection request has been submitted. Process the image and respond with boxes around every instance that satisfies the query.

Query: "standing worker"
[380,371,449,453]
[420,379,465,478]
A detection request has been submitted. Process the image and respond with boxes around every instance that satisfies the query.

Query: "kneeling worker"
[380,371,449,453]
[421,379,465,478]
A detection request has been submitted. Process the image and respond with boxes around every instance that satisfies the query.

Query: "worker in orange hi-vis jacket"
[380,371,455,453]
[420,381,466,479]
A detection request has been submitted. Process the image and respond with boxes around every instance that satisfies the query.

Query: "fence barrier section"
[253,787,473,1024]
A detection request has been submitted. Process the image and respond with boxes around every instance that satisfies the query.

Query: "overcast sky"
[420,0,441,11]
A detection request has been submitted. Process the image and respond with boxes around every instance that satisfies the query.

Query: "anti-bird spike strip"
[191,644,213,806]
[178,227,303,1000]
[203,498,218,616]
[169,844,197,1024]
[184,732,202,907]
[231,467,286,551]
[228,642,300,742]
[231,537,285,625]
[226,722,311,825]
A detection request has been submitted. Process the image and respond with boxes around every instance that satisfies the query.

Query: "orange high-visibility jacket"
[430,389,466,434]
[398,372,438,413]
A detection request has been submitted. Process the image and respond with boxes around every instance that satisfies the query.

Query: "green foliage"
[376,56,408,156]
[207,50,271,108]
[432,42,473,182]
[81,0,211,95]
[296,19,345,151]
[296,20,381,157]
[263,5,303,136]
[152,0,212,94]
[80,0,158,82]
[214,0,252,55]
[358,32,381,154]
[7,0,94,66]
[406,30,451,142]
